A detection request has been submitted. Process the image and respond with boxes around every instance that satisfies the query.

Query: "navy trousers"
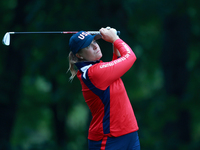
[88,131,140,150]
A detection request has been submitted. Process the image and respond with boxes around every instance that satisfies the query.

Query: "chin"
[97,54,102,60]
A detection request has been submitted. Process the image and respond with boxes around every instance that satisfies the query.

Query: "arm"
[112,44,121,60]
[89,38,136,90]
[100,27,121,61]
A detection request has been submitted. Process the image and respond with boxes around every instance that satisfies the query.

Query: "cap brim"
[81,35,95,49]
[94,34,102,40]
[82,34,101,48]
[72,33,102,54]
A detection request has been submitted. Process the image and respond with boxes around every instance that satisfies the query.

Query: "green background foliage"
[0,0,200,149]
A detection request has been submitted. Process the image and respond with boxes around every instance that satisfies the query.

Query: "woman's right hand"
[99,27,120,43]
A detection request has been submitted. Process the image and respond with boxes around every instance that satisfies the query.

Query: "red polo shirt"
[76,39,139,141]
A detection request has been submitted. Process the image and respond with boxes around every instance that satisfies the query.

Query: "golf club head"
[2,32,10,46]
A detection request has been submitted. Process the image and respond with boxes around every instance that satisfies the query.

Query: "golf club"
[2,30,120,46]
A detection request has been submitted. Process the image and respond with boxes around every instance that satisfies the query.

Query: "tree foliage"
[0,0,200,149]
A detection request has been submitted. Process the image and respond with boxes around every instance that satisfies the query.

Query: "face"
[77,40,102,61]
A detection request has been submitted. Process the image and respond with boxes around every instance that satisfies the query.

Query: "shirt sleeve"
[88,39,137,90]
[112,53,119,60]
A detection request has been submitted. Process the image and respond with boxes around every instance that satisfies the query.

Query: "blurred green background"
[0,0,200,149]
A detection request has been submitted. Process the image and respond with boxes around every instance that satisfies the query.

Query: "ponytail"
[67,51,79,81]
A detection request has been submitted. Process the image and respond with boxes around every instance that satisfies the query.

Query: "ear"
[76,53,83,59]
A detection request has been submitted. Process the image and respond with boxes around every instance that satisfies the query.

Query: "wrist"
[112,36,120,43]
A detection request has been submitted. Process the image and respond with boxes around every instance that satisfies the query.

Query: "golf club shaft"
[8,31,120,35]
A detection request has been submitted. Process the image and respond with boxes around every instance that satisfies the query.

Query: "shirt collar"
[75,60,100,72]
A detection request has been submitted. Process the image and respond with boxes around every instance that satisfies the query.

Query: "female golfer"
[68,27,140,150]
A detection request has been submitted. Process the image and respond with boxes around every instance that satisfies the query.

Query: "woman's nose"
[93,44,97,50]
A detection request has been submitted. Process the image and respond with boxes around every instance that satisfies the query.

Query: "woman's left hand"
[99,27,119,43]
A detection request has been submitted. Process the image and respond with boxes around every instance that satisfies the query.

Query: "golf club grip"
[87,31,120,35]
[87,31,120,36]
